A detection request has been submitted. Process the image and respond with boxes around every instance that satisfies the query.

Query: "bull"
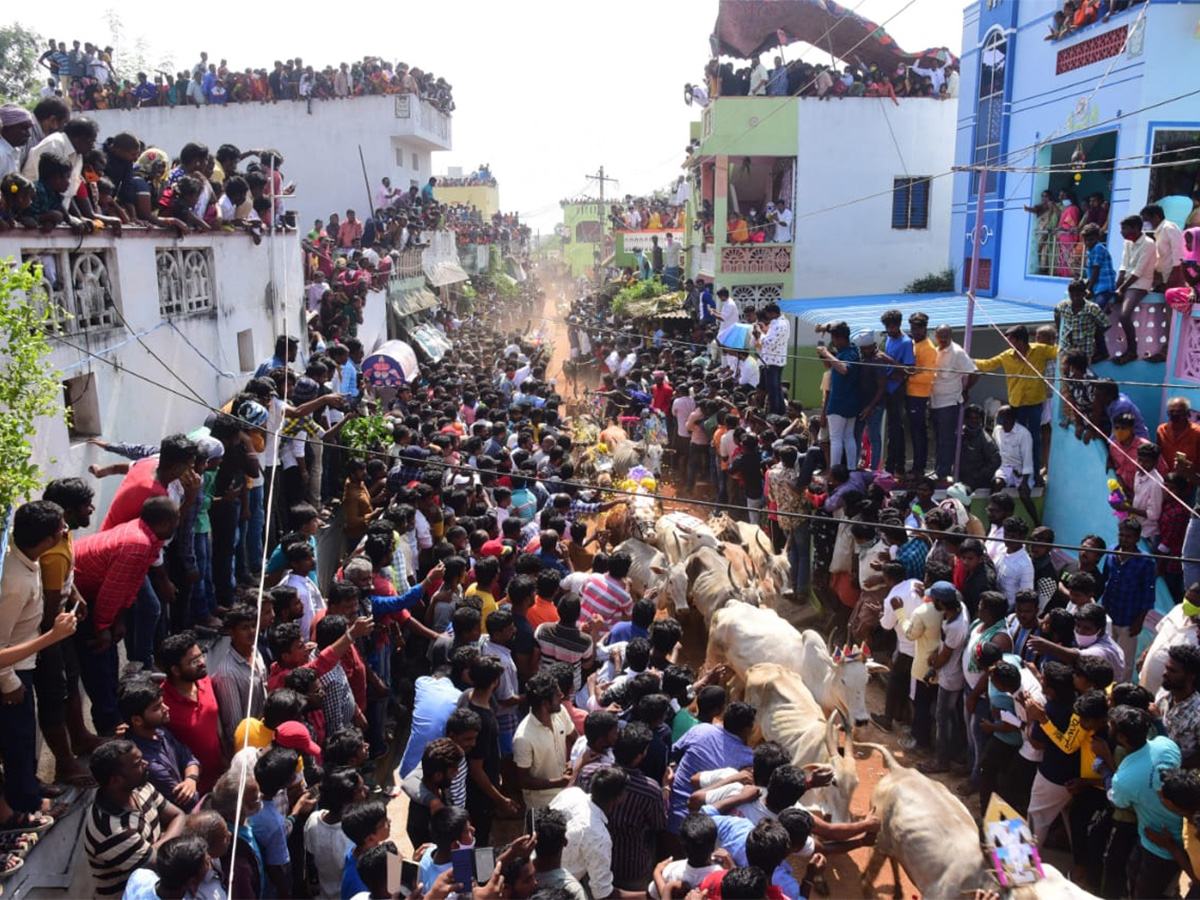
[744,663,858,823]
[855,741,989,900]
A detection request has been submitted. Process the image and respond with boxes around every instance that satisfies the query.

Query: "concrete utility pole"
[585,166,618,284]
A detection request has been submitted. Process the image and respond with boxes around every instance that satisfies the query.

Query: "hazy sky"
[16,0,965,233]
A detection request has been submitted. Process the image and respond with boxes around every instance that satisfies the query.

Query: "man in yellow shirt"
[974,324,1057,485]
[906,313,937,478]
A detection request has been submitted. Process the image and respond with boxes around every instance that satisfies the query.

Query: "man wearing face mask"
[1139,583,1200,694]
[957,404,1001,493]
[1028,602,1125,676]
[1157,397,1200,472]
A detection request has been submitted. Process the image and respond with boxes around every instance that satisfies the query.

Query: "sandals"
[1143,350,1168,364]
[0,832,39,855]
[1111,352,1135,365]
[0,811,53,835]
[0,853,23,878]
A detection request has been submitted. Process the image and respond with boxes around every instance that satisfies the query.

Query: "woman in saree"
[1055,188,1083,277]
[1023,190,1060,274]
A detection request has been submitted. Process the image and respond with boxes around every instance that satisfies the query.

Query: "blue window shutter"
[910,179,930,229]
[892,179,910,229]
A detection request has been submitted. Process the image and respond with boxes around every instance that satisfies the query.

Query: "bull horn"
[825,714,839,758]
[841,707,855,759]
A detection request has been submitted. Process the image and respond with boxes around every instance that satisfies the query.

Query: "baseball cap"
[927,581,959,605]
[274,721,322,761]
[292,376,320,402]
[237,400,269,428]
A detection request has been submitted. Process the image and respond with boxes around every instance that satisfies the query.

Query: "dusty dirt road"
[385,279,995,898]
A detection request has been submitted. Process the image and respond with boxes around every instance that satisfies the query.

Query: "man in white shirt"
[922,588,969,775]
[1143,203,1184,292]
[22,116,99,201]
[875,565,922,732]
[663,233,683,288]
[0,104,35,180]
[755,303,790,415]
[550,768,628,900]
[992,406,1033,491]
[1114,214,1159,362]
[930,324,979,481]
[773,197,793,243]
[995,518,1035,610]
[737,352,760,389]
[1140,588,1200,694]
[749,56,770,96]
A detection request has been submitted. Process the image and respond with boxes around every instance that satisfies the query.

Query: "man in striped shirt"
[535,595,596,703]
[577,721,668,890]
[579,551,634,633]
[85,739,185,897]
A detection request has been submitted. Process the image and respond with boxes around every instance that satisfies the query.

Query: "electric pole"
[585,166,618,285]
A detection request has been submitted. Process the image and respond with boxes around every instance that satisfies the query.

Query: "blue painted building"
[951,0,1200,613]
[951,0,1198,308]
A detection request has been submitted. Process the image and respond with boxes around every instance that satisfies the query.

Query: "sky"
[14,0,965,235]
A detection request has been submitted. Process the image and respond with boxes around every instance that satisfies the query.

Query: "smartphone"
[400,860,418,898]
[387,851,402,897]
[451,846,474,888]
[473,847,496,884]
[65,597,82,616]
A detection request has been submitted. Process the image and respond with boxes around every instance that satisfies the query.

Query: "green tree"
[0,260,69,514]
[0,22,43,106]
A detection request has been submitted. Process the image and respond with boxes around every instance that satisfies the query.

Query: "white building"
[0,229,385,519]
[686,96,957,307]
[89,94,452,228]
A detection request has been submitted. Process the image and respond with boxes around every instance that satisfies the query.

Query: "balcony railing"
[1027,229,1086,279]
[721,244,793,275]
[393,249,425,278]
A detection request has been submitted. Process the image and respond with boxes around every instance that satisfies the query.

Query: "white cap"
[853,329,877,348]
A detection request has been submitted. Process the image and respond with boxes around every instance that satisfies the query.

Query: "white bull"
[856,742,989,900]
[685,547,763,623]
[707,602,887,728]
[744,663,858,823]
[612,538,688,613]
[709,513,794,607]
[653,512,721,563]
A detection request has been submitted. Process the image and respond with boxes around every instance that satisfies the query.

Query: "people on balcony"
[703,55,950,101]
[1054,189,1083,278]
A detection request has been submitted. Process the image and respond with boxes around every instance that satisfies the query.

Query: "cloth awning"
[424,260,469,287]
[410,323,452,362]
[713,0,908,72]
[778,293,1055,334]
[362,340,419,387]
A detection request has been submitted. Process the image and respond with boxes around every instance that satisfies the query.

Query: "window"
[395,147,405,168]
[21,249,118,334]
[156,248,214,317]
[576,221,603,243]
[63,373,101,440]
[1026,131,1116,277]
[237,329,255,372]
[411,153,419,171]
[972,30,1008,193]
[892,178,931,229]
[1147,129,1200,213]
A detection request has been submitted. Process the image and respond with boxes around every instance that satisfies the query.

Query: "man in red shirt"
[99,434,198,529]
[74,497,178,735]
[157,631,222,793]
[98,434,200,672]
[650,370,674,416]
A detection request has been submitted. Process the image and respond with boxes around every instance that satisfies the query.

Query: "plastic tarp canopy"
[424,260,470,287]
[362,340,420,387]
[410,324,452,363]
[712,0,908,72]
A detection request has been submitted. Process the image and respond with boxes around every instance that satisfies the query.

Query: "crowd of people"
[697,56,958,104]
[1045,0,1147,40]
[0,100,295,239]
[436,166,497,188]
[34,42,454,114]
